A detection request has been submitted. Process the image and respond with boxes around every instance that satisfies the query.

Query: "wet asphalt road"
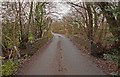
[17,33,105,75]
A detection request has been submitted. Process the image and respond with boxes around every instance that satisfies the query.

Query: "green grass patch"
[103,54,119,62]
[2,59,19,76]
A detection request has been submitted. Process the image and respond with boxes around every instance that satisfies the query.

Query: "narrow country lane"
[17,33,105,75]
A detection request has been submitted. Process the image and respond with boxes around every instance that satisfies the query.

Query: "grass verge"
[1,35,53,76]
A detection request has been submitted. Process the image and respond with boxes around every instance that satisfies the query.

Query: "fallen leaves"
[93,58,118,75]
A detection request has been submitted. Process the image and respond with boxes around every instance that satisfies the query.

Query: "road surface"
[17,33,105,75]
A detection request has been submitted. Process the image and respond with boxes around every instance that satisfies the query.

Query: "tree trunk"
[18,2,26,49]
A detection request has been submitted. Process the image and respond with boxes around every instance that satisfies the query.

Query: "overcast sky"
[50,1,71,20]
